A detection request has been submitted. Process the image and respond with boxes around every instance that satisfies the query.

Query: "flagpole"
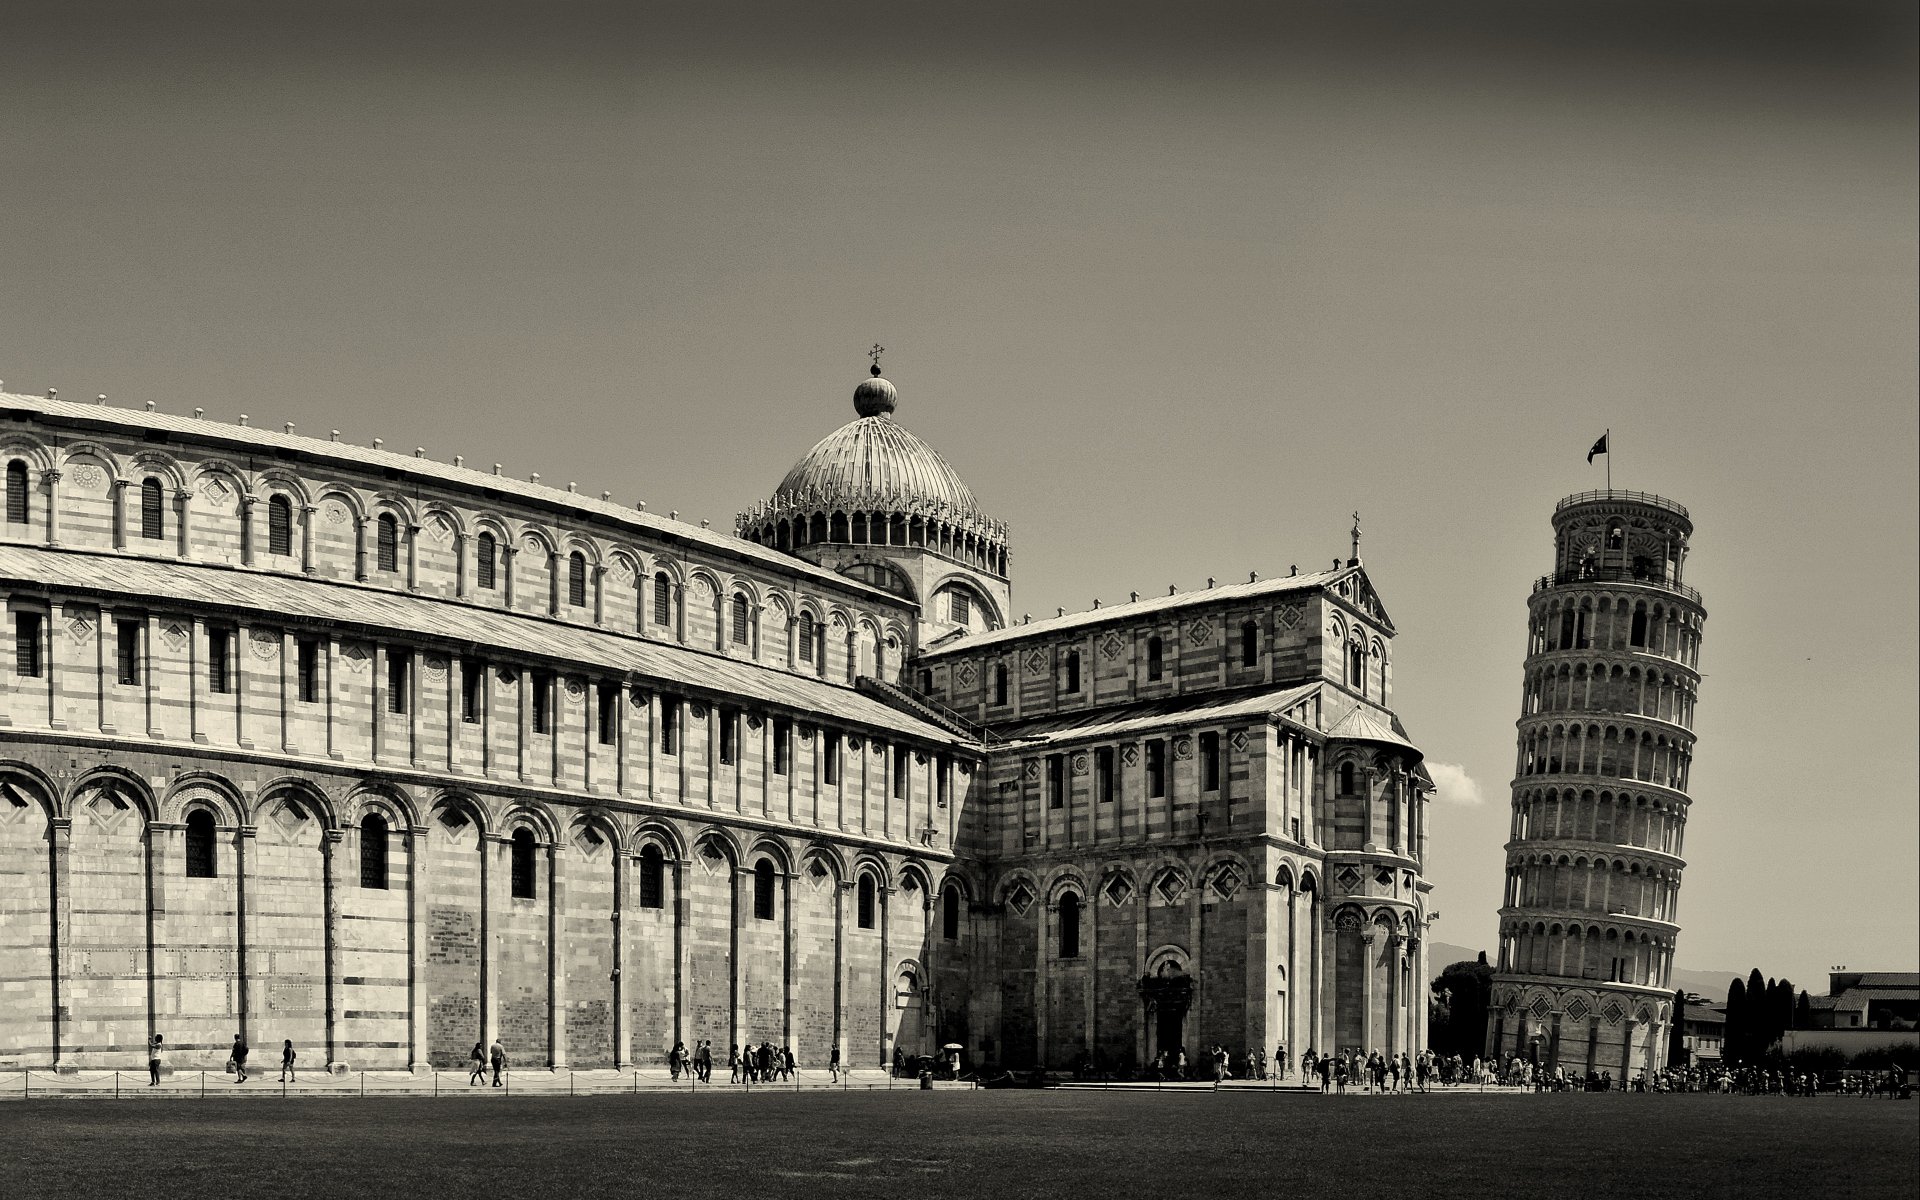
[1606,428,1612,491]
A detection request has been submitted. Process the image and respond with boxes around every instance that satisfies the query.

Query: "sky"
[2,0,1914,992]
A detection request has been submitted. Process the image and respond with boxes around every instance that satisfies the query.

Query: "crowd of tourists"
[666,1040,803,1083]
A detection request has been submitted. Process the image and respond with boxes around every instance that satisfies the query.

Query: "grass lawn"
[2,1091,1914,1200]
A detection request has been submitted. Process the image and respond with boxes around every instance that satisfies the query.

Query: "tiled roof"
[0,545,967,747]
[0,391,901,608]
[1849,973,1920,988]
[1326,703,1421,753]
[917,567,1355,658]
[998,683,1322,747]
[1805,995,1840,1011]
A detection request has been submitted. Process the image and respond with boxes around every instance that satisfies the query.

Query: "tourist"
[1317,1053,1332,1093]
[729,1043,741,1084]
[1334,1055,1348,1094]
[783,1046,796,1081]
[231,1033,249,1083]
[1176,1046,1188,1081]
[695,1039,712,1082]
[893,1045,905,1078]
[1273,1042,1286,1081]
[279,1039,296,1084]
[147,1033,164,1087]
[1302,1048,1317,1081]
[829,1044,841,1084]
[468,1042,487,1086]
[490,1038,507,1087]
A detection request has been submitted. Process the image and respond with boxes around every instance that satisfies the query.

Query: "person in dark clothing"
[468,1043,488,1086]
[147,1034,165,1086]
[279,1040,296,1083]
[231,1034,249,1083]
[829,1045,841,1083]
[892,1045,905,1078]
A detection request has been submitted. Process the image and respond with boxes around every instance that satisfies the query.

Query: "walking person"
[231,1033,249,1083]
[279,1039,297,1084]
[892,1045,905,1079]
[729,1044,741,1084]
[489,1037,507,1087]
[147,1033,165,1086]
[468,1042,488,1086]
[829,1044,841,1084]
[783,1046,796,1081]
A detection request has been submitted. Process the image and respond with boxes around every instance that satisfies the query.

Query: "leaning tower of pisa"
[1488,490,1706,1081]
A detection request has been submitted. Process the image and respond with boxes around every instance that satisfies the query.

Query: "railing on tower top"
[1533,567,1702,605]
[1556,490,1690,520]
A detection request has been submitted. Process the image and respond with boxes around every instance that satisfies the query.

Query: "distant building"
[1677,995,1725,1065]
[1804,973,1920,1032]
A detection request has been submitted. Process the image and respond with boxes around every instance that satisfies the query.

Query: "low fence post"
[116,1071,120,1100]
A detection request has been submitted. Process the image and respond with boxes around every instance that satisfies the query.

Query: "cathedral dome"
[773,409,981,518]
[736,365,1009,578]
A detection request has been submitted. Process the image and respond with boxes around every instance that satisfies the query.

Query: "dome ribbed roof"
[773,413,982,517]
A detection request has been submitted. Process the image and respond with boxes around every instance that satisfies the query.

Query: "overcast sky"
[3,1,1914,991]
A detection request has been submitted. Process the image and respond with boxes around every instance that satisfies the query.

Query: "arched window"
[267,495,294,557]
[639,845,665,909]
[476,532,498,590]
[798,613,816,663]
[753,859,776,920]
[3,460,27,525]
[510,827,537,899]
[1064,650,1081,694]
[857,874,877,929]
[652,572,672,626]
[1339,761,1357,795]
[1241,621,1258,667]
[993,663,1008,705]
[140,478,165,540]
[184,809,217,878]
[360,812,390,890]
[731,593,750,646]
[1059,893,1081,958]
[376,513,399,572]
[1146,636,1163,682]
[568,552,587,607]
[942,887,961,941]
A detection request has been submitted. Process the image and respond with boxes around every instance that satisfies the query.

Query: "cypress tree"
[1668,989,1688,1067]
[1726,977,1747,1063]
[1796,990,1811,1031]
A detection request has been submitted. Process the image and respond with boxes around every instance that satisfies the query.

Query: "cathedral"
[0,363,1435,1075]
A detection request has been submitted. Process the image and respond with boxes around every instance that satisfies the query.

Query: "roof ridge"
[917,567,1354,657]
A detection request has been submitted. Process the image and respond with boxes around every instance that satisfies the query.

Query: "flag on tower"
[1586,433,1609,463]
